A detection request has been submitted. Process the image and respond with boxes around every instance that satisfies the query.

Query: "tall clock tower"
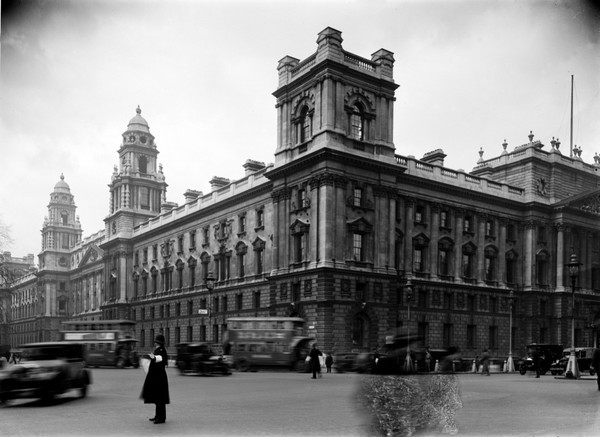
[38,174,82,320]
[101,106,167,318]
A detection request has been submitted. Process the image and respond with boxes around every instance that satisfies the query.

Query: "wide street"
[2,367,600,437]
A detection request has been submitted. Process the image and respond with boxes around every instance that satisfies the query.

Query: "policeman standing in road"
[141,334,170,424]
[309,343,323,379]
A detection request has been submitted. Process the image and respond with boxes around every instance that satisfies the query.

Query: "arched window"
[438,238,454,277]
[484,246,498,282]
[352,313,370,348]
[536,250,550,285]
[299,106,311,143]
[350,103,364,140]
[139,155,148,174]
[462,243,477,279]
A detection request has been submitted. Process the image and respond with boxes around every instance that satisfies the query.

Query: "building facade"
[4,28,600,359]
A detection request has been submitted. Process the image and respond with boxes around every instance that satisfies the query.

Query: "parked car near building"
[550,347,596,376]
[0,342,92,404]
[518,343,564,375]
[175,342,232,376]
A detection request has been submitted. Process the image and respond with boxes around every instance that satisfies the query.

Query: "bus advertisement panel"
[224,317,314,372]
[60,320,139,369]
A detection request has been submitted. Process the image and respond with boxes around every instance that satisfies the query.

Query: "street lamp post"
[565,253,582,379]
[506,288,515,372]
[404,279,414,373]
[204,271,216,343]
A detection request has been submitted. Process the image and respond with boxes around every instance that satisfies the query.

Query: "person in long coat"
[309,343,323,379]
[141,334,170,424]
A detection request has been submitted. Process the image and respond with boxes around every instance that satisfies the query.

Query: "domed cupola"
[53,173,71,195]
[122,106,155,147]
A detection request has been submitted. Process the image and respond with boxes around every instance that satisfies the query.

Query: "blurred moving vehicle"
[550,347,596,376]
[518,343,563,375]
[0,342,91,404]
[374,335,427,374]
[332,352,359,373]
[175,342,232,376]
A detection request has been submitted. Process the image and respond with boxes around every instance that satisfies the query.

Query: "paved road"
[2,367,600,436]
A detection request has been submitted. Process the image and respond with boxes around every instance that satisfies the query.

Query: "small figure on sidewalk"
[425,347,432,372]
[481,349,490,376]
[325,353,333,373]
[591,348,600,391]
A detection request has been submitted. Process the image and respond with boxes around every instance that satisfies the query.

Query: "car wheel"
[116,358,125,369]
[237,359,250,372]
[0,391,10,406]
[590,369,596,376]
[551,371,556,375]
[80,385,88,398]
[519,365,527,375]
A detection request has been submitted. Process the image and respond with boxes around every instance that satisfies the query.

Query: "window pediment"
[290,219,310,234]
[347,217,372,233]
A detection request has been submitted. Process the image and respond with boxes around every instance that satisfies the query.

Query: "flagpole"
[570,74,574,157]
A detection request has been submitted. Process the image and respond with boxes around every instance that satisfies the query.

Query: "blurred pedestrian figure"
[425,347,432,372]
[325,353,333,373]
[309,343,323,379]
[530,348,541,378]
[141,334,170,424]
[475,355,480,373]
[591,348,600,391]
[9,352,17,364]
[481,349,490,376]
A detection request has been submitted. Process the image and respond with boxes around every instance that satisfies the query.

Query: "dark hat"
[154,334,165,345]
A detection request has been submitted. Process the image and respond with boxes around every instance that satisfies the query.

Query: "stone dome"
[53,174,70,193]
[127,106,150,133]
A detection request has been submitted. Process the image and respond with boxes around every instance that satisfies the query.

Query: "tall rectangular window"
[467,325,476,350]
[353,233,364,261]
[236,293,243,310]
[140,187,150,210]
[190,230,196,249]
[256,209,264,228]
[443,323,453,347]
[440,210,450,228]
[414,248,424,272]
[353,188,362,207]
[253,291,261,309]
[489,326,498,350]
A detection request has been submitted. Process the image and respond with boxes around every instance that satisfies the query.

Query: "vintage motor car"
[0,342,92,404]
[175,342,232,376]
[550,347,597,376]
[518,343,564,375]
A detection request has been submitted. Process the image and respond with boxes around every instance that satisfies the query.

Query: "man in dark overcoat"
[309,343,323,379]
[141,334,170,424]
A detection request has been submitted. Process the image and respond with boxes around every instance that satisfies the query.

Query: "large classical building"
[4,28,600,359]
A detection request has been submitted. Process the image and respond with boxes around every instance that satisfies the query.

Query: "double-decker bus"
[60,319,139,369]
[223,317,314,372]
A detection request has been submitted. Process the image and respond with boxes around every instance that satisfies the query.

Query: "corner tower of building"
[104,106,168,241]
[273,27,398,167]
[39,174,83,271]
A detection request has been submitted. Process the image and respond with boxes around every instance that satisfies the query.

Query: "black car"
[518,343,564,375]
[0,342,92,404]
[175,342,232,376]
[550,348,596,376]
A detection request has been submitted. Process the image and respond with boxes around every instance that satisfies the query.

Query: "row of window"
[132,209,265,266]
[133,292,261,321]
[138,323,227,348]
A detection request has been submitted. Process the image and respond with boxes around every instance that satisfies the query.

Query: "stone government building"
[3,28,600,359]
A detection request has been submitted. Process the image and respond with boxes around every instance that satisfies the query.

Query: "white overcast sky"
[1,0,599,260]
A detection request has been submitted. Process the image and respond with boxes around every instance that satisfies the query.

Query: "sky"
[1,0,599,261]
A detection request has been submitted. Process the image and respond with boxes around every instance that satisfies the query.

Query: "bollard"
[503,360,507,373]
[471,359,477,373]
[434,359,440,373]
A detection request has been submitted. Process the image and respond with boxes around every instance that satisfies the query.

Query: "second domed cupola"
[122,106,155,147]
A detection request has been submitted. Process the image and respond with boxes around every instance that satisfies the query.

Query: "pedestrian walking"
[141,334,170,424]
[591,348,600,391]
[530,348,541,378]
[425,347,432,372]
[481,349,490,376]
[325,353,333,373]
[309,343,323,379]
